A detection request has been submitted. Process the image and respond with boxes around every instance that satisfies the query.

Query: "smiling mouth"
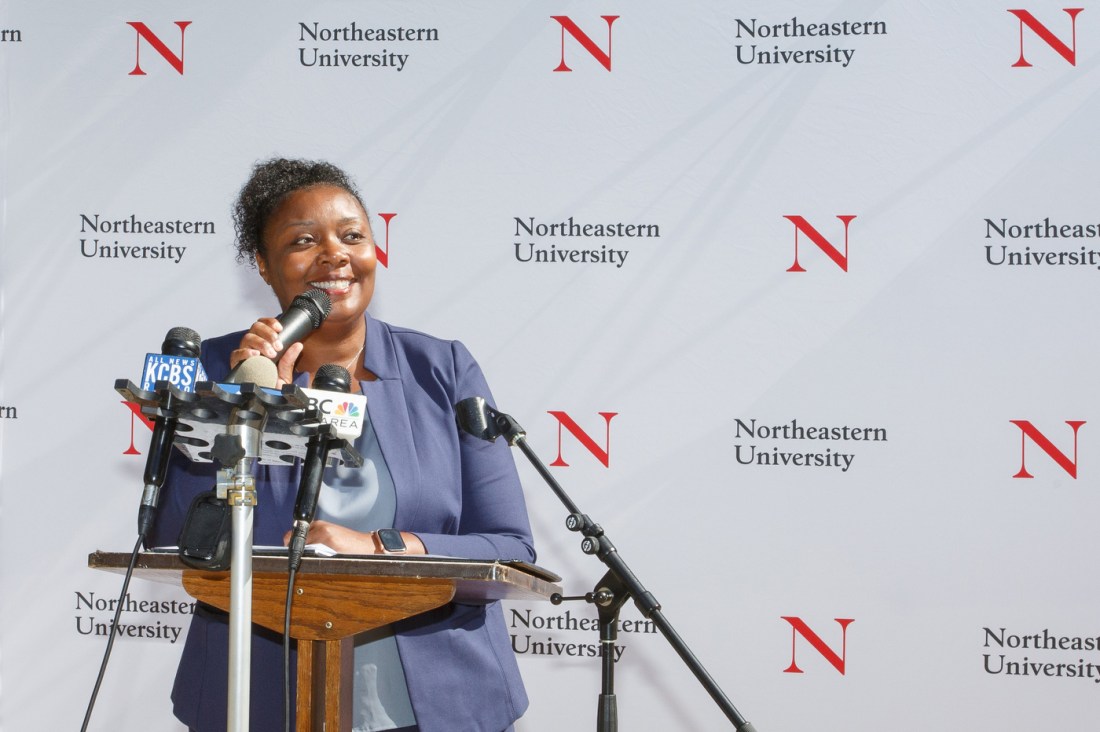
[308,279,352,292]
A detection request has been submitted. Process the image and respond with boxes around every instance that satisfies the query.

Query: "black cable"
[284,562,299,732]
[80,533,144,732]
[284,520,310,732]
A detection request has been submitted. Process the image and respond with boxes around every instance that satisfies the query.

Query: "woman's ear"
[256,255,269,284]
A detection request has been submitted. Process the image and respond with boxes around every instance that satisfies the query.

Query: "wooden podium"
[89,550,561,731]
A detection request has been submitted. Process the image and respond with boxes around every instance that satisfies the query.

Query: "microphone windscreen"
[227,355,279,388]
[313,364,352,393]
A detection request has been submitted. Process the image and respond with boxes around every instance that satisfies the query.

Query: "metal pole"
[221,424,261,732]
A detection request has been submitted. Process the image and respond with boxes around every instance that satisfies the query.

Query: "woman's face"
[256,184,377,331]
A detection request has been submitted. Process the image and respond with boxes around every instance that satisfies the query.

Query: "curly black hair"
[232,157,368,267]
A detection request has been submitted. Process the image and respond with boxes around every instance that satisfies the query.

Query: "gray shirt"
[316,416,416,732]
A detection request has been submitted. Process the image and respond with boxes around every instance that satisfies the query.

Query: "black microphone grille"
[162,327,202,357]
[313,363,352,393]
[294,289,333,328]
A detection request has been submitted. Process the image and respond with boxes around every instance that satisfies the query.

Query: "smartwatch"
[376,528,407,554]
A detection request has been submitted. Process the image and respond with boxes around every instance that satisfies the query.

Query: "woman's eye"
[344,231,364,242]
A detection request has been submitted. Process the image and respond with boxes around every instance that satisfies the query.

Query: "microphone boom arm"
[471,400,758,732]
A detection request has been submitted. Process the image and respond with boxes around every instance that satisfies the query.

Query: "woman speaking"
[149,158,536,732]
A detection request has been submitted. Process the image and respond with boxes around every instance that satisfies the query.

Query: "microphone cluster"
[123,288,359,543]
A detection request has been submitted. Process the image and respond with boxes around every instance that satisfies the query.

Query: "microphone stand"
[210,419,263,732]
[116,378,358,732]
[484,408,757,732]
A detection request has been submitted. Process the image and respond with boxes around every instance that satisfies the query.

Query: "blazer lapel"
[360,314,423,527]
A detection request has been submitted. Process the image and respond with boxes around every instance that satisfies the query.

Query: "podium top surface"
[89,550,562,603]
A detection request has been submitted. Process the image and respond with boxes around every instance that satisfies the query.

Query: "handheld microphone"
[270,288,332,356]
[288,364,352,569]
[138,327,203,540]
[264,287,335,359]
[223,289,332,383]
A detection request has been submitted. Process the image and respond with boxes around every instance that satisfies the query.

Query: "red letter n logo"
[784,215,855,272]
[375,213,396,268]
[551,16,619,72]
[547,411,618,467]
[781,616,855,675]
[122,401,155,455]
[127,21,192,76]
[1010,419,1085,478]
[1008,9,1083,67]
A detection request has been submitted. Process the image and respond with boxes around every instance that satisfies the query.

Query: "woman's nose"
[317,235,350,265]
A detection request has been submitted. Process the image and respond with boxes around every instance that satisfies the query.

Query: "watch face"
[378,528,407,553]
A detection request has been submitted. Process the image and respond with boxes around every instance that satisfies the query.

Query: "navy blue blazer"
[149,314,535,732]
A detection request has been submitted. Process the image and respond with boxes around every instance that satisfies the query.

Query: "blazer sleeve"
[410,340,536,564]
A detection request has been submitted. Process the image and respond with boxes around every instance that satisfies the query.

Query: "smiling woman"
[257,184,376,325]
[246,192,376,379]
[149,158,536,732]
[229,160,378,386]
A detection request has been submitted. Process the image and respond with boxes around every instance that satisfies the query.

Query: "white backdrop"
[3,1,1100,730]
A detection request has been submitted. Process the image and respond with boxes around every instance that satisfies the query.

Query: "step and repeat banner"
[2,1,1099,730]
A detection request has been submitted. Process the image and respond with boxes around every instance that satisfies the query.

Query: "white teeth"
[309,280,350,290]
